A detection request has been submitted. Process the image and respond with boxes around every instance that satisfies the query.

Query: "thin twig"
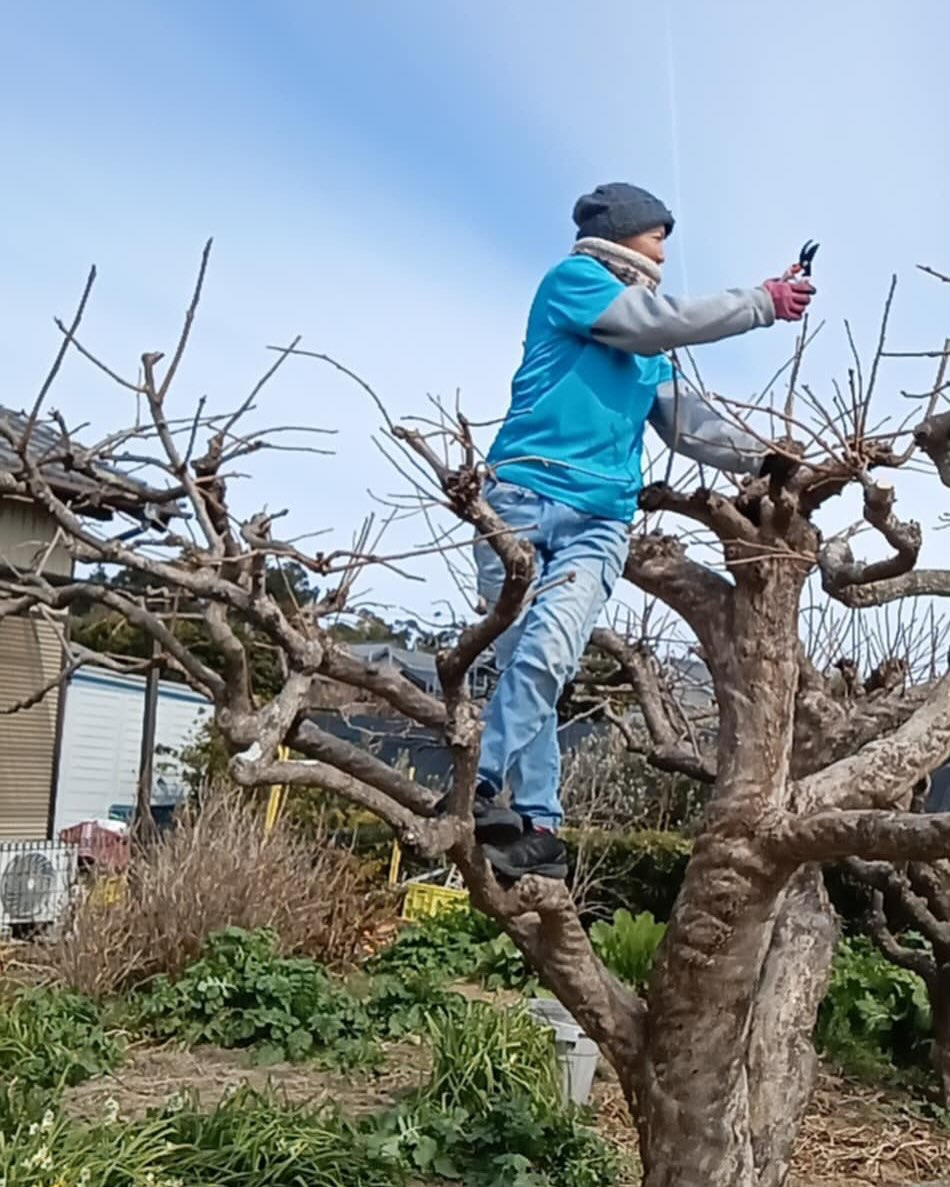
[268,345,395,432]
[157,238,213,402]
[917,264,950,284]
[25,265,97,450]
[862,274,898,437]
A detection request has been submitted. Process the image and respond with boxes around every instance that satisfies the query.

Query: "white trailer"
[52,667,212,835]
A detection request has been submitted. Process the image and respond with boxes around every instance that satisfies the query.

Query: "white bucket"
[527,997,601,1106]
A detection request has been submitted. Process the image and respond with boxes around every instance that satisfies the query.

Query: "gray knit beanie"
[572,182,675,242]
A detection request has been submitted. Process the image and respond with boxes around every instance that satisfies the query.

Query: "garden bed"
[58,1039,950,1187]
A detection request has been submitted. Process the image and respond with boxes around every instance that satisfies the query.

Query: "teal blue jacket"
[487,255,775,522]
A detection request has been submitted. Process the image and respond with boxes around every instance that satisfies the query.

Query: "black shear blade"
[799,240,820,277]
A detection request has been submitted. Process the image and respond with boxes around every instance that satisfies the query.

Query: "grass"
[0,926,624,1187]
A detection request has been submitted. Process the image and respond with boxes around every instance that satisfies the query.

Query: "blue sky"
[1,1,948,622]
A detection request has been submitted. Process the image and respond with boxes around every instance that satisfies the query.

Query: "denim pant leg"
[474,482,546,792]
[476,488,628,830]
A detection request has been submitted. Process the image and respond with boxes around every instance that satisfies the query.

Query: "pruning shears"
[783,239,819,281]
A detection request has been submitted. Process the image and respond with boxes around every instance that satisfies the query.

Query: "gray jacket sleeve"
[591,286,776,356]
[648,381,765,475]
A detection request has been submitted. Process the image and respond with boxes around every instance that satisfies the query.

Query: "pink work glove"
[762,278,815,321]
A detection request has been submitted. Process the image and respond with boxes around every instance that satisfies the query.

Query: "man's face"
[618,226,667,266]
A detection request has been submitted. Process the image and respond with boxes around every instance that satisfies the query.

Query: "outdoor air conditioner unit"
[0,841,78,936]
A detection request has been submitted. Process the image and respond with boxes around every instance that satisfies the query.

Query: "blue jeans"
[474,481,629,830]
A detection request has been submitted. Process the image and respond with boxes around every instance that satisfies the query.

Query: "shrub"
[590,909,667,989]
[816,935,933,1081]
[366,905,500,982]
[41,785,395,996]
[560,728,707,833]
[135,927,379,1067]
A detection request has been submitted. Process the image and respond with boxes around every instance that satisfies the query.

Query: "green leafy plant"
[361,973,466,1039]
[0,1084,621,1187]
[590,909,667,988]
[476,933,537,992]
[135,926,380,1067]
[0,987,123,1091]
[366,906,500,982]
[374,1096,621,1187]
[425,1000,563,1116]
[816,936,933,1081]
[0,1088,403,1186]
[374,999,621,1186]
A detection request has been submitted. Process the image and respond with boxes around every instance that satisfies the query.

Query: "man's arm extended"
[592,285,776,357]
[648,380,765,474]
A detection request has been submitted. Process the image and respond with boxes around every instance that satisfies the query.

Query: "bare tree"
[3,247,950,1186]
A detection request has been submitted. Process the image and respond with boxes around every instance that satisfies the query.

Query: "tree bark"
[636,565,810,1187]
[747,866,839,1186]
[636,834,786,1186]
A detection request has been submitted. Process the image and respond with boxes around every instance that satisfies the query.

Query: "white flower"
[25,1144,53,1170]
[102,1096,120,1124]
[41,1109,55,1132]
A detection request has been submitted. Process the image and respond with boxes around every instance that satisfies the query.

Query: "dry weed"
[36,787,394,995]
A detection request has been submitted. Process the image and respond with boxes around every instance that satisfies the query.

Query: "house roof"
[347,643,441,691]
[347,642,491,692]
[0,406,173,521]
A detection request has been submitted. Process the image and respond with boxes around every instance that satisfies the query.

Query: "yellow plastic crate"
[402,881,469,921]
[89,874,126,907]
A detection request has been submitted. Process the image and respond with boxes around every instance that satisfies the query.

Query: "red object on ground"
[59,821,130,871]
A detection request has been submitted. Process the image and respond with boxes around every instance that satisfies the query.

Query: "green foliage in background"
[590,910,667,989]
[135,926,381,1068]
[816,936,933,1082]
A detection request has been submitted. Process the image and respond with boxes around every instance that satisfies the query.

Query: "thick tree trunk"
[635,866,838,1187]
[635,565,817,1187]
[636,834,785,1186]
[747,866,839,1186]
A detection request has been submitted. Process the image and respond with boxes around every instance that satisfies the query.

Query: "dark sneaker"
[483,829,569,881]
[435,783,524,845]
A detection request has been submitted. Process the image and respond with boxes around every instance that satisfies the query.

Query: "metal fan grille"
[0,852,56,920]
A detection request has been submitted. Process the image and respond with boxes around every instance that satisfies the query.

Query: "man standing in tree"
[445,182,814,879]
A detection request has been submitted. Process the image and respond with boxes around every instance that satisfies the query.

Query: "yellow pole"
[264,745,289,836]
[388,839,402,886]
[387,766,414,885]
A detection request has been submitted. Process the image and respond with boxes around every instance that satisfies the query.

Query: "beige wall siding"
[0,616,64,838]
[0,498,73,579]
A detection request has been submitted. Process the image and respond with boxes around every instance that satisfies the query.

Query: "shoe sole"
[483,844,569,881]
